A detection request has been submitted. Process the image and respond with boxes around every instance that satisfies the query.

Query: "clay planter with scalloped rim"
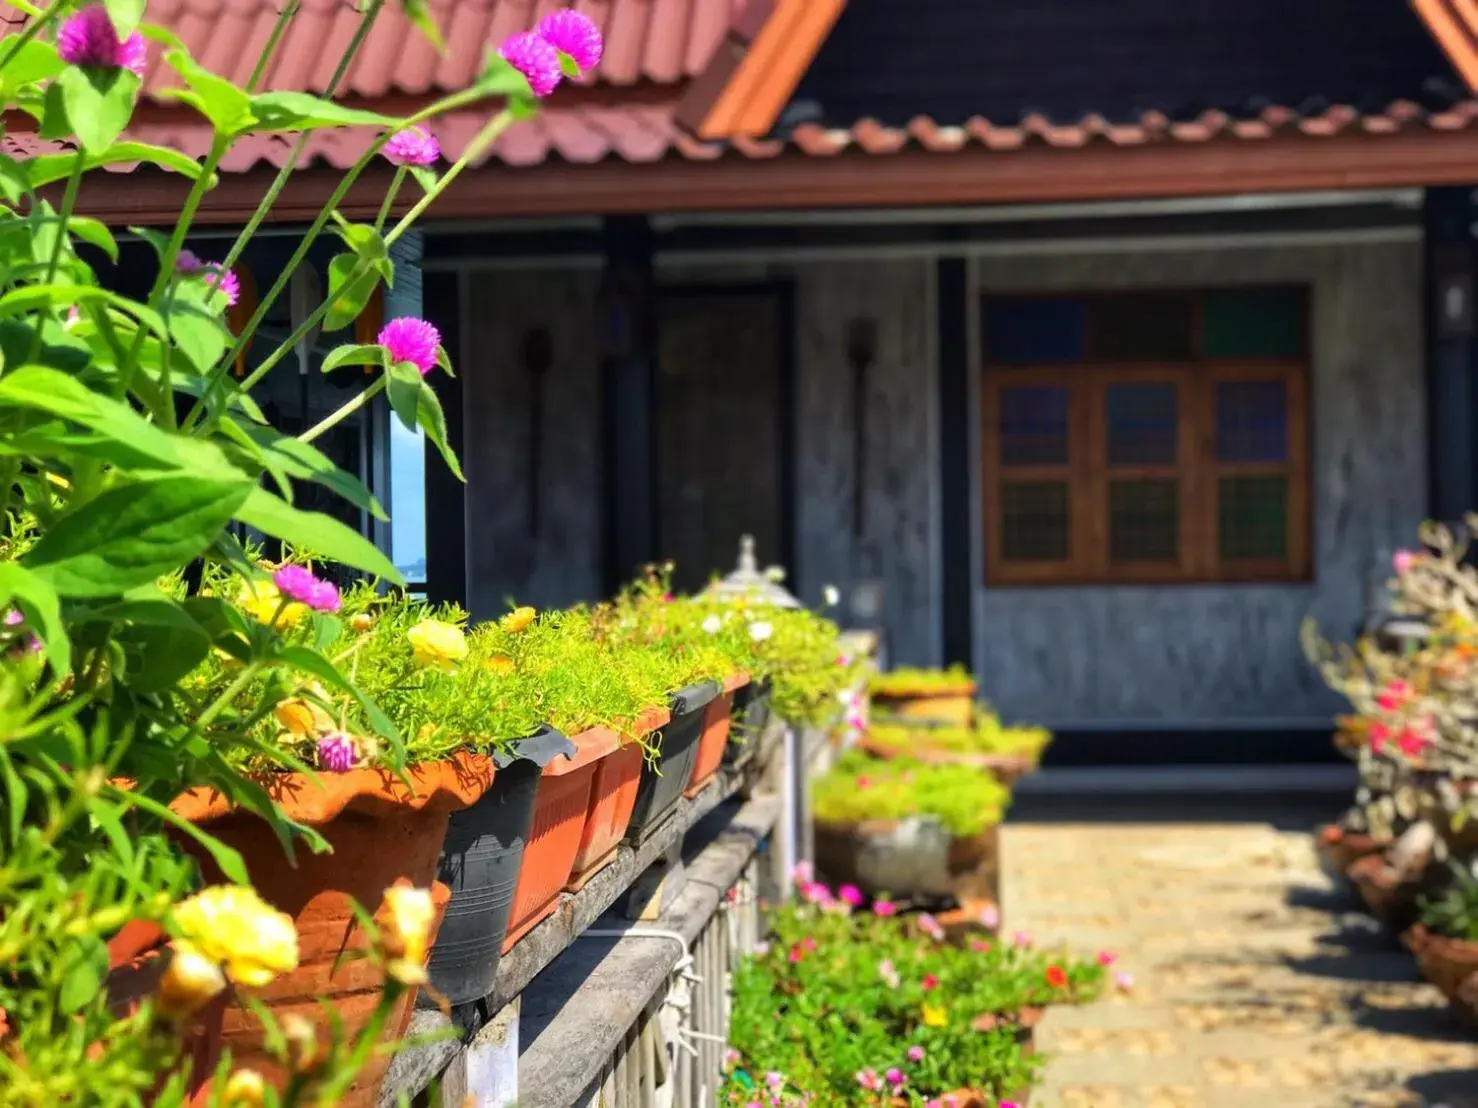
[171,754,491,1108]
[1405,924,1478,1024]
[1315,824,1384,886]
[855,737,1034,789]
[872,684,976,729]
[1347,851,1444,938]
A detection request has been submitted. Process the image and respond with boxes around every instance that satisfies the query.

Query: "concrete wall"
[969,238,1426,728]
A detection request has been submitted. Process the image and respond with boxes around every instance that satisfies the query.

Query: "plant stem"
[244,0,300,93]
[192,662,263,733]
[384,109,513,247]
[29,149,85,362]
[297,377,385,444]
[374,166,406,233]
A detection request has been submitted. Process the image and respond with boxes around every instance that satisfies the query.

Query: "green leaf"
[415,375,464,482]
[78,594,212,692]
[322,254,379,333]
[159,48,255,134]
[474,53,534,99]
[235,488,403,584]
[398,0,444,50]
[249,90,399,132]
[435,343,454,378]
[58,937,107,1014]
[278,645,402,751]
[166,282,230,372]
[0,561,70,675]
[557,51,582,79]
[27,143,211,189]
[331,215,391,282]
[67,216,119,262]
[320,343,386,374]
[55,66,140,151]
[102,0,147,37]
[0,285,167,338]
[25,475,251,597]
[0,39,64,90]
[233,421,387,521]
[114,787,248,884]
[0,154,30,203]
[386,360,421,433]
[409,165,437,194]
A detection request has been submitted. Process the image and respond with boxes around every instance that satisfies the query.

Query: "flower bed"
[723,879,1106,1106]
[858,714,1050,787]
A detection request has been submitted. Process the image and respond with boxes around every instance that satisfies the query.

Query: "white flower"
[822,585,840,607]
[702,615,722,634]
[749,620,773,643]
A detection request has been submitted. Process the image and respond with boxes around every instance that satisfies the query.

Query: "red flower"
[921,973,940,991]
[1045,966,1068,989]
[1375,679,1413,712]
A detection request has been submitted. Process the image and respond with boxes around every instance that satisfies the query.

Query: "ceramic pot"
[626,682,719,846]
[172,754,491,1108]
[686,672,749,798]
[1405,924,1478,1023]
[567,706,671,891]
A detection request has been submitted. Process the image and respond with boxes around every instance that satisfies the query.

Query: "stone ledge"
[378,765,756,1106]
[517,795,781,1108]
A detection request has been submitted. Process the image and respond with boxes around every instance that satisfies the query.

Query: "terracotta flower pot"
[567,706,671,892]
[686,671,749,798]
[1348,852,1443,938]
[873,686,976,728]
[1315,823,1383,885]
[502,729,620,950]
[1405,923,1478,1023]
[172,754,491,1108]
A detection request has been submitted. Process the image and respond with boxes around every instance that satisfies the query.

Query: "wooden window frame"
[981,288,1312,587]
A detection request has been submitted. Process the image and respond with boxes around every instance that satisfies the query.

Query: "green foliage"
[1419,862,1478,941]
[866,715,1052,761]
[811,751,1011,837]
[870,664,975,697]
[725,896,1104,1105]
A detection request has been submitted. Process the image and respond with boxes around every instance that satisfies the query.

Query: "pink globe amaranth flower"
[204,267,240,308]
[378,316,442,375]
[872,899,896,917]
[906,1045,924,1063]
[837,884,864,907]
[58,4,146,75]
[317,732,358,773]
[884,1068,905,1088]
[176,249,203,273]
[999,1103,1020,1108]
[499,30,563,97]
[273,565,342,614]
[384,125,441,167]
[537,8,603,73]
[1097,950,1117,966]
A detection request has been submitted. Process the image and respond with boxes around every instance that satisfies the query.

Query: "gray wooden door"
[656,289,787,594]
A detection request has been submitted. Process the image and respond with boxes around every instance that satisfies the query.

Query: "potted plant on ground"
[859,711,1051,787]
[811,752,1010,904]
[870,666,978,727]
[1406,861,1478,1023]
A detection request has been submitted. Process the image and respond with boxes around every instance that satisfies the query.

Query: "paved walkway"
[1002,811,1478,1108]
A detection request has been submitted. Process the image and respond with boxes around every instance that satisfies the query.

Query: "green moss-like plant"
[811,751,1009,837]
[1419,862,1478,942]
[870,664,976,698]
[866,714,1051,762]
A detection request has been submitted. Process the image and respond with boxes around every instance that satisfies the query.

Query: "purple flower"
[383,126,440,167]
[536,9,604,73]
[906,1045,924,1062]
[499,30,563,97]
[317,732,359,773]
[58,5,145,75]
[378,317,441,375]
[884,1068,905,1088]
[872,899,896,917]
[3,609,23,627]
[273,565,342,614]
[837,884,864,908]
[204,267,240,308]
[176,249,203,273]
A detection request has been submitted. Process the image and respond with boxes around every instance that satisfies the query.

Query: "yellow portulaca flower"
[222,1069,268,1106]
[236,579,301,627]
[483,654,515,676]
[500,606,536,634]
[350,612,375,633]
[378,883,435,985]
[407,619,468,671]
[155,944,227,1020]
[921,1003,948,1028]
[172,885,299,989]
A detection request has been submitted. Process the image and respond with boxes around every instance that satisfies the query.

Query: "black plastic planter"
[723,678,773,768]
[625,681,719,846]
[423,727,574,1010]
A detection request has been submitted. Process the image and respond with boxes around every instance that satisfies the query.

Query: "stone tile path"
[1002,817,1478,1108]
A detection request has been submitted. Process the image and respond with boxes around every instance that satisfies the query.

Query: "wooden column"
[600,215,657,593]
[1424,188,1478,525]
[423,268,467,607]
[936,254,974,665]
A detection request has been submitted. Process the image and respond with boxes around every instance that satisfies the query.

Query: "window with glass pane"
[982,287,1308,584]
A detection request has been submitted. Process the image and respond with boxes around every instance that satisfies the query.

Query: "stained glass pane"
[1216,380,1288,462]
[1204,289,1305,358]
[1109,480,1178,563]
[999,386,1070,466]
[983,298,1086,364]
[1001,481,1069,562]
[1219,476,1288,560]
[1107,383,1178,465]
[1088,295,1195,362]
